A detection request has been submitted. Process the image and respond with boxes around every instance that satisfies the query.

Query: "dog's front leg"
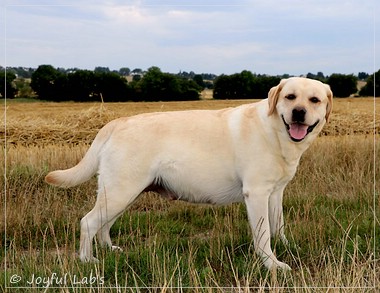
[243,185,291,271]
[269,186,289,246]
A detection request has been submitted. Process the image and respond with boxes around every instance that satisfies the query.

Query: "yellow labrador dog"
[46,77,332,270]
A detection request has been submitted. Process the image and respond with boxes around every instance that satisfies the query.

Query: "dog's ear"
[324,84,333,122]
[268,79,287,116]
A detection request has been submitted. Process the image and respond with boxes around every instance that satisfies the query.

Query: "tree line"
[0,65,379,100]
[214,71,281,99]
[28,65,204,102]
[214,71,378,99]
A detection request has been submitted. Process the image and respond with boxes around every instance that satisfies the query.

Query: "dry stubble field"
[1,98,380,291]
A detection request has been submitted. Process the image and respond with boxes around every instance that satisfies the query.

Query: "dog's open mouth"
[281,115,319,142]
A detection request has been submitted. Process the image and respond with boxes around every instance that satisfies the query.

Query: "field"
[1,98,379,291]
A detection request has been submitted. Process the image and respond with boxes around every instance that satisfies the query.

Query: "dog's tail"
[45,121,115,188]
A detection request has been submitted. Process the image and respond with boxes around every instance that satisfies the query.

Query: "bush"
[0,71,17,98]
[359,69,379,97]
[135,66,201,101]
[213,71,280,99]
[327,74,358,98]
[31,65,65,101]
[31,66,132,102]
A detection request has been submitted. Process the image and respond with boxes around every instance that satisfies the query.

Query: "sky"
[1,0,379,76]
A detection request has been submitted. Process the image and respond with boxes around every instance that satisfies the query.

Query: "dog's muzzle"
[281,115,319,142]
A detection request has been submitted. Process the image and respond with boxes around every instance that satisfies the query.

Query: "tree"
[193,74,205,88]
[327,74,358,97]
[119,67,131,76]
[317,72,325,80]
[66,70,96,101]
[5,67,35,78]
[359,69,379,97]
[358,72,369,80]
[137,66,201,101]
[213,74,234,99]
[177,78,202,100]
[139,66,164,101]
[94,67,110,74]
[131,68,143,75]
[252,75,281,98]
[213,71,280,99]
[214,71,257,99]
[94,72,130,102]
[306,72,326,82]
[14,78,35,99]
[237,70,255,98]
[31,65,133,102]
[0,71,17,98]
[132,74,141,82]
[31,65,65,100]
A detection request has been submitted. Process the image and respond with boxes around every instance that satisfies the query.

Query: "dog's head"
[268,77,333,142]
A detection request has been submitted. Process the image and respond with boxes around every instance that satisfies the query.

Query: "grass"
[1,99,379,291]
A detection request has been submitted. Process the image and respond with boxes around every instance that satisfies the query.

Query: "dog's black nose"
[292,107,306,123]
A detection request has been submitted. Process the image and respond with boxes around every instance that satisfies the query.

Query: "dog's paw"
[275,261,291,271]
[264,258,292,271]
[111,245,123,252]
[79,255,99,263]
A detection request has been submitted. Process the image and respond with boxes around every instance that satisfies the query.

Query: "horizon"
[2,64,376,79]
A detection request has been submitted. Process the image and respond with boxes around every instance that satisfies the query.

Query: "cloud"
[2,0,378,75]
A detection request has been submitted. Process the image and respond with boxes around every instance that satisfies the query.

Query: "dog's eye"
[309,97,320,103]
[286,94,296,100]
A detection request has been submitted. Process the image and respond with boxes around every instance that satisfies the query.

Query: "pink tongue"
[289,123,308,140]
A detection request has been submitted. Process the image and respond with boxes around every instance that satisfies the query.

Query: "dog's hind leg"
[79,201,125,262]
[96,217,123,252]
[79,179,146,262]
